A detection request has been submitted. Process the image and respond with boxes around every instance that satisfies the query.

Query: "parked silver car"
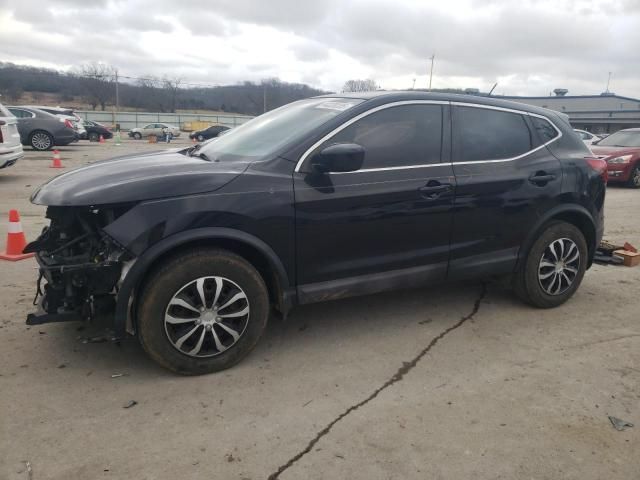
[0,101,24,169]
[8,106,77,151]
[129,123,181,139]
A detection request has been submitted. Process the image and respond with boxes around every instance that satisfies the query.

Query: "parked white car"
[574,129,602,146]
[129,123,181,140]
[0,101,24,169]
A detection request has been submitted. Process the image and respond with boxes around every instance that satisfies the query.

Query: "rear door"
[293,101,455,300]
[7,108,35,142]
[448,104,563,279]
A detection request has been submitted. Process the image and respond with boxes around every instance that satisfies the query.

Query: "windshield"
[198,98,363,161]
[596,130,640,147]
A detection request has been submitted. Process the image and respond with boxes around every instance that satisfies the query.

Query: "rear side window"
[454,106,533,162]
[532,117,560,144]
[320,104,443,169]
[8,108,32,118]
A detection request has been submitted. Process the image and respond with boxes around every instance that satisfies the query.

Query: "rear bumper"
[0,145,24,168]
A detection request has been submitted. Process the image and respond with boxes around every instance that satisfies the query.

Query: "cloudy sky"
[1,0,639,96]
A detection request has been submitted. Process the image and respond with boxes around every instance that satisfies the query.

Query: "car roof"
[27,105,74,113]
[314,90,561,117]
[7,105,57,117]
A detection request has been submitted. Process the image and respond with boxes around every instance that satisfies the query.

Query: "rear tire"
[30,130,53,151]
[627,165,640,188]
[514,221,588,308]
[137,248,269,375]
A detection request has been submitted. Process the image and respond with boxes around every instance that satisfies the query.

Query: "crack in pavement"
[267,283,487,480]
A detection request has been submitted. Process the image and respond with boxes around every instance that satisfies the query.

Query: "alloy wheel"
[632,167,640,187]
[32,132,51,150]
[538,238,580,295]
[164,276,250,357]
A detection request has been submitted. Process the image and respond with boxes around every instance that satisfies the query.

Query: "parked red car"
[590,128,640,188]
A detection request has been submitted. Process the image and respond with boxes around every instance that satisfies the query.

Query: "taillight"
[585,157,608,184]
[64,119,74,129]
[0,120,4,143]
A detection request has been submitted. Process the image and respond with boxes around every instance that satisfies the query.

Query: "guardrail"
[76,110,253,131]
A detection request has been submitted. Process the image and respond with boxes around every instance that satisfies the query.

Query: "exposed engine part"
[25,205,134,324]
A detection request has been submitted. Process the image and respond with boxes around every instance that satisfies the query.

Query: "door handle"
[529,172,556,185]
[419,182,452,198]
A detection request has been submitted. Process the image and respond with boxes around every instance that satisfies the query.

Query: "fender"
[515,203,597,271]
[113,227,292,337]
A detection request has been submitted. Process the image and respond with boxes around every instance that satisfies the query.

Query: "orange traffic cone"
[99,134,105,143]
[50,150,63,169]
[0,210,35,261]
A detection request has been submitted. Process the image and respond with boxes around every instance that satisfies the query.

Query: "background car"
[0,100,24,169]
[590,127,640,188]
[189,124,230,142]
[129,123,181,139]
[29,105,86,140]
[7,106,77,151]
[83,120,113,142]
[573,128,602,146]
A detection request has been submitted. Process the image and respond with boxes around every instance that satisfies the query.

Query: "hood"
[590,145,640,158]
[31,151,250,206]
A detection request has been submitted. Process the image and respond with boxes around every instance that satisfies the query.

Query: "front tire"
[88,132,100,142]
[514,221,588,308]
[30,130,53,151]
[627,165,640,188]
[197,134,205,142]
[133,132,142,140]
[137,248,269,375]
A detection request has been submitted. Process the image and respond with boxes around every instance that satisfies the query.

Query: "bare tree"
[162,76,182,113]
[342,79,378,93]
[76,62,115,111]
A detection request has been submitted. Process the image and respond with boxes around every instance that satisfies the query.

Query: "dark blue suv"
[26,92,606,374]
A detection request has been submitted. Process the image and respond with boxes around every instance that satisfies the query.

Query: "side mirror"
[311,143,365,173]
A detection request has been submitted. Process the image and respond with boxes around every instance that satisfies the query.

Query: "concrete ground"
[0,137,638,480]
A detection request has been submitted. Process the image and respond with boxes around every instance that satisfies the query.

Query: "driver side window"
[316,104,443,170]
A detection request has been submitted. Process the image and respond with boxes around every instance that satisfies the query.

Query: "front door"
[293,102,455,302]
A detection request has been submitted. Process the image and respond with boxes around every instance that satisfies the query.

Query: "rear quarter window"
[532,117,560,144]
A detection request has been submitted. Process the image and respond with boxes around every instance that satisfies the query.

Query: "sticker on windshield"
[314,100,359,111]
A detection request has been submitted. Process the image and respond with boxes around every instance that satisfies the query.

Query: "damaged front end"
[25,205,134,328]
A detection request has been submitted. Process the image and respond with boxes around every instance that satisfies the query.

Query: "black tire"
[197,134,205,142]
[137,248,269,375]
[133,132,142,140]
[627,165,640,188]
[88,132,100,142]
[30,130,53,151]
[514,221,588,308]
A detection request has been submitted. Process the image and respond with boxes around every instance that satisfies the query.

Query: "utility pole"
[263,84,267,113]
[605,71,612,93]
[428,54,435,91]
[412,78,416,90]
[112,68,119,130]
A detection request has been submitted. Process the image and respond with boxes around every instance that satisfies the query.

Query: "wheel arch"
[516,205,597,271]
[114,228,293,338]
[29,129,53,149]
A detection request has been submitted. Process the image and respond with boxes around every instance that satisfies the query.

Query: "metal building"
[499,91,640,134]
